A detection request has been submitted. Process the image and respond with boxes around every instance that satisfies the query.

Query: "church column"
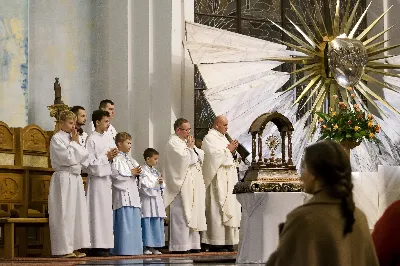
[89,0,129,133]
[129,0,194,164]
[129,0,152,160]
[151,0,193,164]
[383,0,400,54]
[106,0,129,132]
[182,0,195,124]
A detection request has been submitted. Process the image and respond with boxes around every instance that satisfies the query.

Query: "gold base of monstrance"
[233,112,303,194]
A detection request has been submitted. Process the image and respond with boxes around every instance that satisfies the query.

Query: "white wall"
[29,0,92,130]
[27,0,194,165]
[29,0,129,132]
[0,0,28,127]
[366,0,400,117]
[89,0,129,133]
[128,0,195,165]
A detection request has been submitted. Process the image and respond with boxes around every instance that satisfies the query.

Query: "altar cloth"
[236,192,307,264]
[236,166,400,264]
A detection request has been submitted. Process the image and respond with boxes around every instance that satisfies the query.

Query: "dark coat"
[372,200,400,266]
[266,191,379,266]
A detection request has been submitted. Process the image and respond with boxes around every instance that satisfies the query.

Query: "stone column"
[182,0,195,124]
[129,0,152,160]
[280,131,286,165]
[251,133,257,163]
[258,131,263,163]
[128,0,194,164]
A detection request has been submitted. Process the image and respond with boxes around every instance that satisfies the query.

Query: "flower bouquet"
[316,94,380,154]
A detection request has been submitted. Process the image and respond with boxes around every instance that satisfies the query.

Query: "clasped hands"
[186,135,195,149]
[70,128,80,143]
[106,148,119,161]
[131,166,142,176]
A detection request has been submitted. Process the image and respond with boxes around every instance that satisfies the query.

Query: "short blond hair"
[60,110,76,122]
[115,132,132,146]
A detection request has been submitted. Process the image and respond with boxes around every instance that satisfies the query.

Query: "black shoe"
[225,245,235,252]
[87,248,110,257]
[209,245,228,252]
[98,249,110,257]
[200,243,209,252]
[172,250,190,254]
[87,249,100,257]
[86,249,95,257]
[190,249,201,253]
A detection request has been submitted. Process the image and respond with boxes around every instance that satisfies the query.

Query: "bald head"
[214,115,228,135]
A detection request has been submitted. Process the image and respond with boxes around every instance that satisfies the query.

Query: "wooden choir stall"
[0,78,78,259]
[0,121,54,258]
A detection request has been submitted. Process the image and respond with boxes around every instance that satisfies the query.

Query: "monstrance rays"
[263,0,400,136]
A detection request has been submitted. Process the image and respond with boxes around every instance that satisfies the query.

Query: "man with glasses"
[162,118,207,254]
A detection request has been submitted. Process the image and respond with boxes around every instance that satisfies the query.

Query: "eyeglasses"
[179,128,191,132]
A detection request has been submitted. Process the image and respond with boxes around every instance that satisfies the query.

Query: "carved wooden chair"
[18,124,50,168]
[0,121,23,217]
[1,124,53,258]
[0,121,18,166]
[0,122,28,257]
[15,124,52,218]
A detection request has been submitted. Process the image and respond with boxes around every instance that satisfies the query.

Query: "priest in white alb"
[163,118,207,253]
[201,115,241,252]
[48,110,90,258]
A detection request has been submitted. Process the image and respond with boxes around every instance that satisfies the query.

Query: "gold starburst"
[265,0,400,135]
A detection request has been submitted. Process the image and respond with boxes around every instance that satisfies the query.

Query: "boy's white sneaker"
[150,248,162,255]
[144,249,152,255]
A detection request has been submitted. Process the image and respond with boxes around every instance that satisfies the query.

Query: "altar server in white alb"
[85,110,118,257]
[89,99,117,140]
[111,132,143,255]
[70,106,88,146]
[48,110,90,258]
[139,148,166,255]
[163,118,207,253]
[201,115,241,252]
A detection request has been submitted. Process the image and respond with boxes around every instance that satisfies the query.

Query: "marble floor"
[0,252,263,266]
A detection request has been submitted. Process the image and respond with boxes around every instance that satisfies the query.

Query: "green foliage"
[317,97,380,144]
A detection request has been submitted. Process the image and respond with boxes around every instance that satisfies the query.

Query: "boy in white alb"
[70,106,88,146]
[84,110,118,257]
[48,111,90,258]
[139,148,166,255]
[88,99,117,140]
[111,132,143,255]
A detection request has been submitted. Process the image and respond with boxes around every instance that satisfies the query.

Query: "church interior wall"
[22,0,194,167]
[0,0,28,127]
[3,0,398,165]
[29,0,93,130]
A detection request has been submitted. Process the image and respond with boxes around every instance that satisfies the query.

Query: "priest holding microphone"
[201,115,241,252]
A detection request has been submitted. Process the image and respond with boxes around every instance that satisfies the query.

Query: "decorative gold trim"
[47,104,70,133]
[233,181,303,194]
